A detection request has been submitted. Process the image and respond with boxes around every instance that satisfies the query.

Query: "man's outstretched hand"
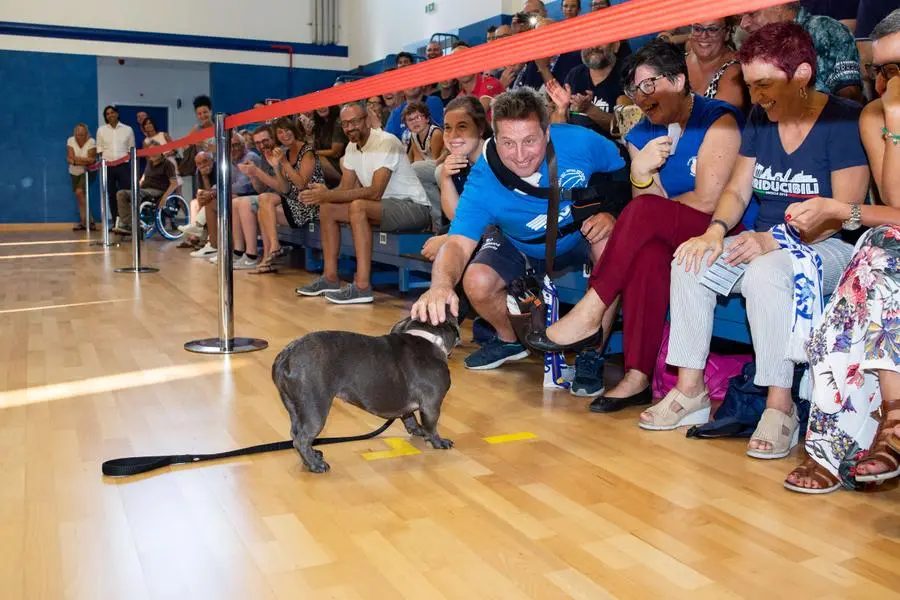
[410,286,459,325]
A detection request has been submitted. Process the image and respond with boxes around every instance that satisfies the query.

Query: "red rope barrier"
[135,0,788,159]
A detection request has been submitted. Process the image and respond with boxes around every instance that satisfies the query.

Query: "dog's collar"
[403,330,447,356]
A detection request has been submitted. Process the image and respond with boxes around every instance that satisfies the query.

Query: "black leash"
[101,418,396,477]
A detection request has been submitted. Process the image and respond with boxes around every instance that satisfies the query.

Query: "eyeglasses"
[866,62,900,80]
[625,74,668,99]
[691,24,725,37]
[340,116,366,129]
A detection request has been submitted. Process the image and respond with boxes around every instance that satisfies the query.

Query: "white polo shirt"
[341,128,428,206]
[96,122,135,162]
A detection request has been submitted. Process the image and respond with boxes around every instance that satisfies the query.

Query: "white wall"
[0,0,350,69]
[96,57,210,139]
[348,0,504,67]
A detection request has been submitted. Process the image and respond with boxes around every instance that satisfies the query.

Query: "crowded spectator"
[431,79,460,107]
[562,0,580,20]
[189,152,218,257]
[141,116,180,184]
[686,18,748,112]
[411,87,627,372]
[112,141,177,236]
[486,25,497,43]
[67,123,96,230]
[403,101,445,225]
[527,40,744,406]
[426,41,443,60]
[421,95,492,260]
[366,96,389,128]
[548,42,628,140]
[784,8,900,493]
[191,95,216,152]
[649,24,867,458]
[517,18,583,91]
[452,46,505,112]
[252,117,326,274]
[312,106,347,185]
[96,105,135,226]
[741,2,864,103]
[234,125,285,268]
[396,52,415,68]
[295,102,431,304]
[856,0,898,98]
[385,86,446,144]
[591,0,609,10]
[522,0,548,17]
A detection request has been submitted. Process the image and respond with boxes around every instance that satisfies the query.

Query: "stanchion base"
[90,241,120,247]
[184,337,268,354]
[114,266,159,273]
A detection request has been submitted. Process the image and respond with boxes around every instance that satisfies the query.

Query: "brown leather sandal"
[856,413,900,484]
[784,457,841,494]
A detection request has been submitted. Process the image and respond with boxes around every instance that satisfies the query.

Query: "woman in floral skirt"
[782,16,900,492]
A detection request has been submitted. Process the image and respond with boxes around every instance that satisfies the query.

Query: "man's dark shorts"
[470,228,591,285]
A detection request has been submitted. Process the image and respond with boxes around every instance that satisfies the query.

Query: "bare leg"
[348,199,379,290]
[232,197,245,252]
[319,202,349,284]
[74,188,87,223]
[462,264,517,342]
[205,201,218,249]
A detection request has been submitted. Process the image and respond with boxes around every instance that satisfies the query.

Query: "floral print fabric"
[804,226,900,487]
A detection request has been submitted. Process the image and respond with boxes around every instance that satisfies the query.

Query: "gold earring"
[799,86,808,100]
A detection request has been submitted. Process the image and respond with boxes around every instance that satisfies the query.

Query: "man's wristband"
[709,219,729,234]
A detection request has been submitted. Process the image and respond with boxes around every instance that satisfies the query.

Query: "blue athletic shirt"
[449,123,626,259]
[625,94,744,198]
[741,95,867,232]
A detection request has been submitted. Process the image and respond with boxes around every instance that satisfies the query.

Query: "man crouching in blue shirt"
[411,87,627,372]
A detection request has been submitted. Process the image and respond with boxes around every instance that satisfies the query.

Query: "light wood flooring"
[1,230,898,600]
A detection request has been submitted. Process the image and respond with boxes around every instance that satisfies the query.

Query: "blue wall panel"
[0,50,98,223]
[210,63,346,117]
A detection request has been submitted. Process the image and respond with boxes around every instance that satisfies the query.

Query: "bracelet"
[709,219,729,233]
[630,172,654,189]
[883,127,900,145]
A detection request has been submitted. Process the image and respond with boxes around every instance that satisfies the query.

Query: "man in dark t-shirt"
[562,42,628,139]
[112,141,177,235]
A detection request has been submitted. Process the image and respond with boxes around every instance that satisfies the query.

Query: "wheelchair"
[137,194,190,240]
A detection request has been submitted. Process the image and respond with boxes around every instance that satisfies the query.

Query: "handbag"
[685,361,811,439]
[651,323,752,403]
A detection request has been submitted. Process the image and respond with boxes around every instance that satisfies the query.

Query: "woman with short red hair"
[646,22,869,457]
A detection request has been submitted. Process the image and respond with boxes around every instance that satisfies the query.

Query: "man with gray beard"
[553,42,629,139]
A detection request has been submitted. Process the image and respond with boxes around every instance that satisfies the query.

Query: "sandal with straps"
[855,412,900,484]
[247,254,278,275]
[784,457,841,494]
[746,405,799,460]
[639,388,711,431]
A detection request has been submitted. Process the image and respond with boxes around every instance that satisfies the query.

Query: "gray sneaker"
[295,276,342,297]
[323,283,374,304]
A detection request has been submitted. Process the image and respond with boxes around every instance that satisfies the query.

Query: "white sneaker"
[233,255,260,270]
[178,222,205,238]
[209,255,217,264]
[190,243,216,258]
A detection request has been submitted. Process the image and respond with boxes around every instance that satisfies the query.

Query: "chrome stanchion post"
[83,166,91,232]
[115,147,158,273]
[91,158,117,247]
[185,113,267,354]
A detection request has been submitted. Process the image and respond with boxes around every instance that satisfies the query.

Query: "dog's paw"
[405,426,428,438]
[428,437,454,450]
[306,458,331,473]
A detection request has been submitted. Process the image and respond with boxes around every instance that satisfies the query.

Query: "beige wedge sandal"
[639,388,711,431]
[746,405,799,460]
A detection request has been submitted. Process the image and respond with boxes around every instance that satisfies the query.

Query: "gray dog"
[271,316,460,473]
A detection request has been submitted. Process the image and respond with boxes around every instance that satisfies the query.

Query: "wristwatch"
[842,204,861,231]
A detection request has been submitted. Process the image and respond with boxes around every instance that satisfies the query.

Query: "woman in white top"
[67,123,96,230]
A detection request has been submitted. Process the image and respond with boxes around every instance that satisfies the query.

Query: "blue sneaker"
[570,350,606,397]
[464,337,530,370]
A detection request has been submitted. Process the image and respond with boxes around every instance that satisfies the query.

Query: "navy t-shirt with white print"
[740,95,867,232]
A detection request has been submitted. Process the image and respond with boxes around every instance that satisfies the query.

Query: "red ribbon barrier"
[135,0,787,159]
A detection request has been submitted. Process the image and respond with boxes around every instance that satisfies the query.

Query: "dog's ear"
[390,317,414,335]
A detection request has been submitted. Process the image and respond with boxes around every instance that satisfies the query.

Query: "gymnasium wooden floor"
[1,230,899,600]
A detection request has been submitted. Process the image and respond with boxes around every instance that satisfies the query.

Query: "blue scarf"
[770,224,824,362]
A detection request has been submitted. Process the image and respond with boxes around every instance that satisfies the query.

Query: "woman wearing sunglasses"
[527,39,743,411]
[686,18,749,113]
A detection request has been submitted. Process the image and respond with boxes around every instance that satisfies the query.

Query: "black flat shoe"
[525,327,604,353]
[589,387,652,413]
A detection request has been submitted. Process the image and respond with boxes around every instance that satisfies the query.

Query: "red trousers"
[588,194,712,375]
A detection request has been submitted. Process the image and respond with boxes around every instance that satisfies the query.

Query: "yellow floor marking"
[361,438,422,461]
[483,432,538,444]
